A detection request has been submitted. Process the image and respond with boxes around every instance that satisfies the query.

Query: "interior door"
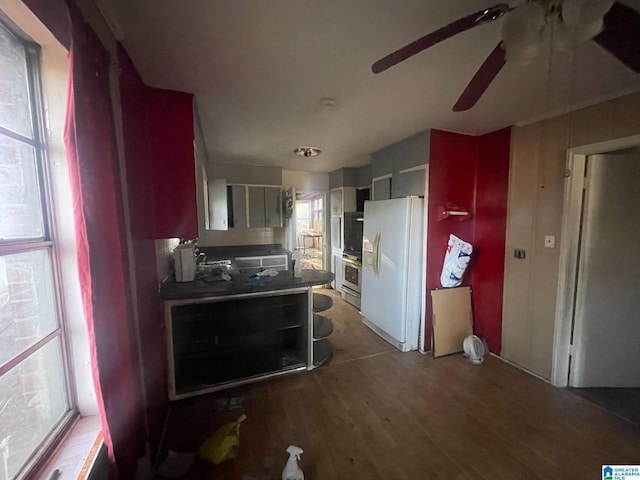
[570,154,640,387]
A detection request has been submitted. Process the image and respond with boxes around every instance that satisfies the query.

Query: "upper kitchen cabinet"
[370,130,429,201]
[330,187,356,216]
[392,167,426,198]
[264,186,282,227]
[228,185,248,228]
[372,176,391,201]
[204,163,284,230]
[248,186,266,227]
[205,182,283,230]
[148,89,197,239]
[208,178,228,230]
[248,186,283,228]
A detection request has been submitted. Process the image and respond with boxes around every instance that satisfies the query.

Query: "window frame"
[0,18,78,480]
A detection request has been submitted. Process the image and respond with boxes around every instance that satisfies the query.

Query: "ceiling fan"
[371,0,640,112]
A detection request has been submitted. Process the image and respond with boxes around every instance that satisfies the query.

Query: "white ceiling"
[109,0,640,172]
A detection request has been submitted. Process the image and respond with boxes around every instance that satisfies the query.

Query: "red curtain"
[63,4,145,478]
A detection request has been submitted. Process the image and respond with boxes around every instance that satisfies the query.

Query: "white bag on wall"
[440,234,473,288]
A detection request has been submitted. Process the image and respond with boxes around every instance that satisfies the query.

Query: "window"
[312,197,323,223]
[295,201,311,232]
[0,19,73,480]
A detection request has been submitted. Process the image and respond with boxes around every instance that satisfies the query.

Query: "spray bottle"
[282,445,304,480]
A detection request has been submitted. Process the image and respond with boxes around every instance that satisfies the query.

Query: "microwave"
[343,211,364,256]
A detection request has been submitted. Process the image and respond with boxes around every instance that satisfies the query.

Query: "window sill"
[35,416,104,480]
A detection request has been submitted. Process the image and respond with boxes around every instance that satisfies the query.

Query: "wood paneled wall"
[502,91,640,379]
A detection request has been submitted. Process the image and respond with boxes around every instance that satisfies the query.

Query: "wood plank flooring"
[156,288,640,479]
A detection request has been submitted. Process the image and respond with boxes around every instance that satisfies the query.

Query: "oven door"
[342,259,361,294]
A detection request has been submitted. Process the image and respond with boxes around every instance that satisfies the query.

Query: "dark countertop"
[160,269,333,301]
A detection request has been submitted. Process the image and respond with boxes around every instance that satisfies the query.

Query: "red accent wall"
[147,89,198,239]
[118,47,167,461]
[426,131,478,349]
[425,128,510,354]
[472,128,511,353]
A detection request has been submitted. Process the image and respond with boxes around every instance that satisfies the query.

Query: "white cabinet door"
[264,186,282,227]
[330,216,342,251]
[342,187,356,212]
[333,254,344,292]
[331,187,357,214]
[230,185,248,228]
[248,186,282,228]
[208,178,228,230]
[330,189,343,216]
[248,186,266,227]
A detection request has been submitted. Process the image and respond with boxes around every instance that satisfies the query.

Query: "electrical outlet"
[514,249,526,259]
[544,235,555,248]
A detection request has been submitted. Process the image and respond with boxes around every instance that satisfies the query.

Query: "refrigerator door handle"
[373,230,381,277]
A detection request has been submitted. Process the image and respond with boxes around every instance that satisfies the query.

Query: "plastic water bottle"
[292,250,302,278]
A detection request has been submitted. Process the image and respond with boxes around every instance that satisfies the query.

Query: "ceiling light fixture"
[500,0,615,64]
[320,97,338,109]
[294,147,322,158]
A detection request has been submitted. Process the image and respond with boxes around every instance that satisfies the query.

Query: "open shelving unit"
[167,288,310,399]
[311,293,334,367]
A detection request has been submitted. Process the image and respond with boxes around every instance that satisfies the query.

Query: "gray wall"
[328,169,344,189]
[371,130,430,178]
[329,165,372,189]
[370,130,430,198]
[356,164,372,188]
[208,162,282,185]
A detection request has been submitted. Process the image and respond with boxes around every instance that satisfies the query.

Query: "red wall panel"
[473,128,511,353]
[426,130,478,349]
[118,47,168,460]
[147,89,197,239]
[425,128,510,354]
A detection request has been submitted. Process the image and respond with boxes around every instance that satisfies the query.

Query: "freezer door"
[361,198,413,343]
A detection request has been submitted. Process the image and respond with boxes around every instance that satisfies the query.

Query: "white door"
[362,198,410,343]
[570,154,640,387]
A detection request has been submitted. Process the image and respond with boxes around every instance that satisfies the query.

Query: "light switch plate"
[544,235,555,248]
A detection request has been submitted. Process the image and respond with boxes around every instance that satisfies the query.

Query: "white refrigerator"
[361,197,425,352]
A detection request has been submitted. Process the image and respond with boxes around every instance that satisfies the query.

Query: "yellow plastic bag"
[198,414,247,465]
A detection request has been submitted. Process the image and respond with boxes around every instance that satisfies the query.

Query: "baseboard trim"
[490,353,552,385]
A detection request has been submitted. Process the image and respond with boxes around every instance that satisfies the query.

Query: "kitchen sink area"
[160,243,333,399]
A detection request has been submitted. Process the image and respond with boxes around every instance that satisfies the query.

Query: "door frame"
[293,190,328,271]
[551,134,640,387]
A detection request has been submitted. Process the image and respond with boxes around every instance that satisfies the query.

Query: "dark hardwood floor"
[156,288,640,479]
[569,387,640,426]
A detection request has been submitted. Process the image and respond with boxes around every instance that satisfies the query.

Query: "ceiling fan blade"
[593,2,640,73]
[371,4,510,74]
[453,43,506,112]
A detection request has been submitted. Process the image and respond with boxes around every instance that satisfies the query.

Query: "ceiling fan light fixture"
[294,147,322,158]
[501,2,546,63]
[503,35,543,64]
[551,15,577,51]
[501,2,546,42]
[574,16,605,42]
[561,0,615,27]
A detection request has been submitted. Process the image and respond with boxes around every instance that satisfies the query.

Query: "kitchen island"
[161,269,333,400]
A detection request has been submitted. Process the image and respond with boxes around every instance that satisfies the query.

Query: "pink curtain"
[63,3,145,478]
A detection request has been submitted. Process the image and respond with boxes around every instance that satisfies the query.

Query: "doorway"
[553,135,640,389]
[294,191,325,270]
